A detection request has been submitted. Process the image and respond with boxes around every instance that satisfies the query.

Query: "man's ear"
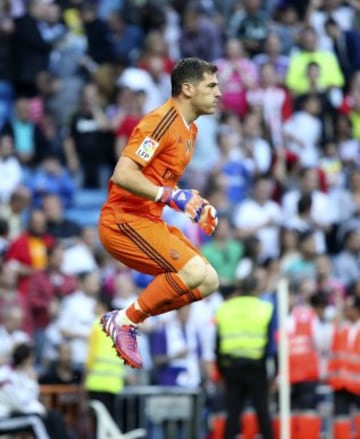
[182,82,194,98]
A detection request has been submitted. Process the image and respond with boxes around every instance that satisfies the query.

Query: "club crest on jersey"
[135,137,159,161]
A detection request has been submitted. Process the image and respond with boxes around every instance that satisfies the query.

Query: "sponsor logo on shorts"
[170,249,180,260]
[135,137,159,161]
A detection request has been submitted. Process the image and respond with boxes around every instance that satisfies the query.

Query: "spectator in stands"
[114,89,146,158]
[0,2,15,130]
[278,227,301,274]
[333,229,360,289]
[63,82,113,189]
[0,304,30,365]
[211,124,252,205]
[56,270,99,370]
[246,62,292,149]
[130,0,166,35]
[179,5,223,62]
[61,226,98,276]
[110,268,140,311]
[282,167,335,232]
[286,26,344,97]
[227,0,269,57]
[27,242,77,368]
[315,254,346,307]
[0,262,27,323]
[269,5,300,56]
[12,0,52,98]
[107,11,143,66]
[335,114,360,169]
[240,112,273,175]
[233,175,283,259]
[42,194,81,244]
[4,208,55,301]
[325,18,360,83]
[38,2,66,46]
[201,217,244,287]
[235,237,262,283]
[306,0,354,52]
[0,218,9,262]
[216,38,258,118]
[0,343,70,439]
[136,30,174,74]
[283,95,322,168]
[284,230,318,282]
[1,96,47,167]
[0,134,23,204]
[80,2,115,66]
[253,32,289,84]
[28,155,76,209]
[150,305,203,388]
[0,186,31,240]
[336,169,360,245]
[39,341,82,385]
[284,193,327,254]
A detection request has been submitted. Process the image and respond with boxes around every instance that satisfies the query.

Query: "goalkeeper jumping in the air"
[98,57,221,368]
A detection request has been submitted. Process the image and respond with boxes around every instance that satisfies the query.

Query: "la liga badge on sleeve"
[135,137,159,161]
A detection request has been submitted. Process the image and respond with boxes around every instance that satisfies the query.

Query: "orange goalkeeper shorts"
[98,207,202,276]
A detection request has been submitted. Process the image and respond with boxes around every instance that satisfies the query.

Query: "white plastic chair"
[89,399,147,439]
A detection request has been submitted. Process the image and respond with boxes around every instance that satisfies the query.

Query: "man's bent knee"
[199,264,220,297]
[177,256,207,289]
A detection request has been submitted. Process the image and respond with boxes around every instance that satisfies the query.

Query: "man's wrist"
[155,187,165,202]
[155,186,172,203]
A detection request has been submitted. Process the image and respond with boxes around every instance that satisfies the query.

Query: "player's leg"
[114,222,219,320]
[98,214,219,368]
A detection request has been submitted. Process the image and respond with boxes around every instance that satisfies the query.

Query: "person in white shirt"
[55,271,99,369]
[283,95,322,168]
[0,134,23,203]
[233,175,283,259]
[0,343,69,439]
[0,304,30,365]
[240,112,273,175]
[282,167,336,231]
[284,193,327,254]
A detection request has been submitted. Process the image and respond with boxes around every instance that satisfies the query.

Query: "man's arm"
[111,156,208,223]
[112,156,160,200]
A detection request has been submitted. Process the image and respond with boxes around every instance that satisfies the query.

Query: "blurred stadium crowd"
[2,0,360,436]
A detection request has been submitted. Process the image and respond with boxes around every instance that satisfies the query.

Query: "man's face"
[29,211,47,236]
[190,72,221,116]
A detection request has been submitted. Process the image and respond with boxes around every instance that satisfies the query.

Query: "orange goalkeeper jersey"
[105,98,198,220]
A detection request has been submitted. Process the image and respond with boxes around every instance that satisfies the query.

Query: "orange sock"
[126,272,201,323]
[150,287,202,316]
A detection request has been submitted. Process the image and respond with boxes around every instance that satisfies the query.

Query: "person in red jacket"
[5,209,54,333]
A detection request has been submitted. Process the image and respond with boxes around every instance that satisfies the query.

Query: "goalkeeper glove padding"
[156,186,206,223]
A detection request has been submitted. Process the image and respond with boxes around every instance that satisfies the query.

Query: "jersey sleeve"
[121,113,168,168]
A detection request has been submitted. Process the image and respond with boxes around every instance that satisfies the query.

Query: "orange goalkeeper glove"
[198,204,218,235]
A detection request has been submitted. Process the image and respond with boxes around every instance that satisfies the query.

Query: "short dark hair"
[298,193,312,214]
[240,274,259,295]
[325,17,339,29]
[309,291,328,308]
[171,57,217,96]
[12,343,34,367]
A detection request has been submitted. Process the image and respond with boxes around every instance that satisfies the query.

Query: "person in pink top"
[215,38,258,118]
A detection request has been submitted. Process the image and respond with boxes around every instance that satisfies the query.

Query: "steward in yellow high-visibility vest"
[215,275,274,439]
[85,297,125,419]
